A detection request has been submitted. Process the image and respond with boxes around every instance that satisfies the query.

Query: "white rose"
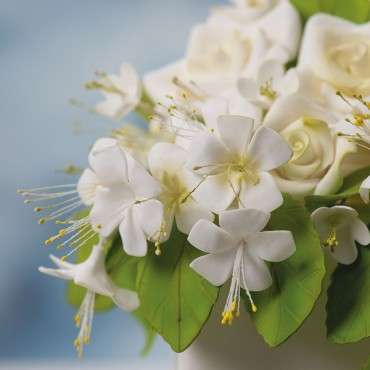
[144,0,301,102]
[299,14,370,96]
[264,94,358,196]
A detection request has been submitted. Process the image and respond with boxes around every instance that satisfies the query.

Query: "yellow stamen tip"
[38,218,46,225]
[34,207,43,212]
[251,304,257,313]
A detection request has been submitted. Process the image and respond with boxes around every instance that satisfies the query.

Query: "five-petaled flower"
[311,206,370,265]
[39,239,140,356]
[187,114,292,213]
[188,208,295,324]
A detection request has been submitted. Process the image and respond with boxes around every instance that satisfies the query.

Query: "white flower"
[39,240,140,356]
[186,114,292,213]
[81,138,163,257]
[211,0,301,60]
[238,59,299,109]
[311,206,370,265]
[86,63,142,119]
[360,176,370,203]
[144,0,301,102]
[298,14,370,96]
[188,208,295,324]
[264,94,359,195]
[148,143,214,241]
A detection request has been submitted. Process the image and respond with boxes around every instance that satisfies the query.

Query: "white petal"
[360,175,370,203]
[248,126,292,171]
[187,133,230,175]
[77,168,99,206]
[351,218,370,246]
[192,173,235,212]
[148,142,187,179]
[249,231,295,262]
[331,227,358,265]
[38,266,72,280]
[264,94,336,132]
[188,219,236,254]
[201,97,229,132]
[240,172,283,213]
[190,251,235,286]
[89,139,128,186]
[176,198,214,235]
[257,59,284,87]
[242,248,272,292]
[219,209,270,238]
[119,208,148,257]
[119,63,141,98]
[95,95,134,120]
[256,0,302,60]
[314,137,357,195]
[133,199,164,240]
[112,288,140,312]
[90,185,134,237]
[217,115,254,154]
[237,78,259,101]
[127,153,161,199]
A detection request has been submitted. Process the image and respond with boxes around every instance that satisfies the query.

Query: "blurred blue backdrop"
[0,0,225,367]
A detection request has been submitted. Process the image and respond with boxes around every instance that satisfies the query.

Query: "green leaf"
[327,246,370,343]
[245,194,326,347]
[290,0,370,23]
[137,228,219,352]
[105,237,158,356]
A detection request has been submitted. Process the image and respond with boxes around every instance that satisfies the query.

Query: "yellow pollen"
[323,227,339,252]
[251,303,258,313]
[74,314,81,327]
[259,79,277,100]
[221,300,239,326]
[38,218,46,225]
[34,207,43,212]
[95,224,102,230]
[61,255,68,261]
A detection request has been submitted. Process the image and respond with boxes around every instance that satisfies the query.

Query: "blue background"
[0,0,225,367]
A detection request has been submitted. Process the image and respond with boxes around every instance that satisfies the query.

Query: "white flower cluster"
[19,0,370,355]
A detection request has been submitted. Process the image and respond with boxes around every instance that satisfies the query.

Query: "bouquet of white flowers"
[18,0,370,368]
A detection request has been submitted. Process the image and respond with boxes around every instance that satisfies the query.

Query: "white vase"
[177,285,369,370]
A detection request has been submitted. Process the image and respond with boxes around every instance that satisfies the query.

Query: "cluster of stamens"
[222,246,257,326]
[260,78,277,100]
[74,291,95,358]
[323,227,339,252]
[17,184,96,260]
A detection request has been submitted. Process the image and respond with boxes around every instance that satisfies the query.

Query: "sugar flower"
[187,114,292,212]
[264,94,359,195]
[144,0,301,103]
[238,59,299,109]
[86,63,142,119]
[188,208,295,324]
[311,206,370,265]
[298,14,370,96]
[84,138,163,257]
[148,142,214,240]
[39,239,140,356]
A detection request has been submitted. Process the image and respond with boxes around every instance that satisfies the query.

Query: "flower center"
[259,78,277,100]
[228,155,260,185]
[323,227,339,252]
[160,172,189,212]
